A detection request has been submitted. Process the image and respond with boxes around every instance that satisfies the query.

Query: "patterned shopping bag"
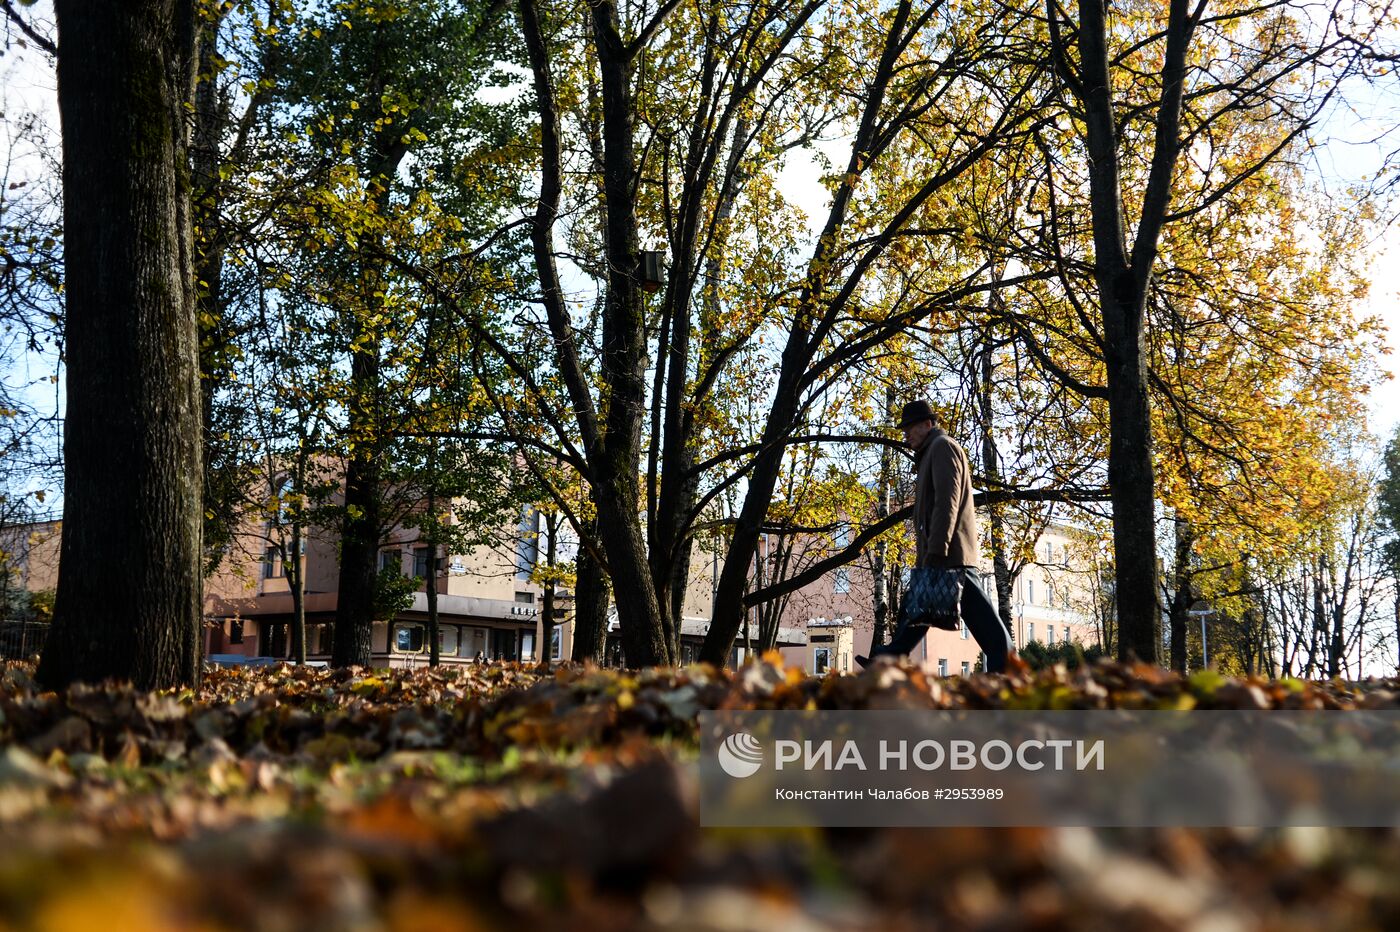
[904,566,963,630]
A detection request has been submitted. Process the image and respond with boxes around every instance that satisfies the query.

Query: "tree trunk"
[590,0,669,667]
[1066,0,1195,665]
[192,20,233,578]
[539,512,558,670]
[425,478,440,667]
[702,2,915,665]
[39,0,204,691]
[977,334,1016,637]
[333,382,380,667]
[1308,558,1325,677]
[289,517,306,664]
[330,19,410,669]
[1393,585,1399,677]
[871,388,894,651]
[571,525,610,663]
[1104,295,1161,664]
[1168,515,1193,673]
[871,541,890,653]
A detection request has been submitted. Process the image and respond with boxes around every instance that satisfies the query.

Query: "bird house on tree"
[640,250,666,293]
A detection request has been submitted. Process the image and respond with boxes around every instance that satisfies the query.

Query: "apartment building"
[0,516,61,657]
[204,489,599,667]
[2,481,1097,675]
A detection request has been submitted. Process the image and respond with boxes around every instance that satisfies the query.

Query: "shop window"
[393,623,424,653]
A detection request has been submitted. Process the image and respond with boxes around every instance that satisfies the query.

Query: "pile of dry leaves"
[2,655,1400,931]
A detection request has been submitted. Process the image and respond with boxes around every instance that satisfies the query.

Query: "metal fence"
[0,620,48,660]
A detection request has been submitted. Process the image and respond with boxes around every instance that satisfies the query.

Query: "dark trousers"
[874,566,1011,673]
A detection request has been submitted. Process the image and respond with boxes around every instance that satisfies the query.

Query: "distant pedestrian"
[857,400,1012,673]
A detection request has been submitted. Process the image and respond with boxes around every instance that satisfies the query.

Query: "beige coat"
[913,427,981,569]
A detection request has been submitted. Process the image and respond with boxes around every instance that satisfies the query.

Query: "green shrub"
[1016,639,1105,671]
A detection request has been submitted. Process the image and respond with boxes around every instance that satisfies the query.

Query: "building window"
[814,647,832,674]
[379,548,402,573]
[439,625,458,656]
[1047,624,1055,643]
[515,591,535,603]
[1028,622,1035,643]
[413,546,432,579]
[937,658,948,677]
[520,631,535,662]
[551,625,562,661]
[462,626,488,661]
[394,623,424,653]
[832,525,852,594]
[960,620,969,639]
[960,661,970,676]
[262,548,281,579]
[229,618,244,644]
[1028,579,1035,604]
[516,507,540,580]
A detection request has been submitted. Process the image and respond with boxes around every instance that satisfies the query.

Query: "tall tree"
[1030,0,1376,662]
[38,0,204,689]
[257,0,524,666]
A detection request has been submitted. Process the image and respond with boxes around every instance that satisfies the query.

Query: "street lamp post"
[1187,605,1214,670]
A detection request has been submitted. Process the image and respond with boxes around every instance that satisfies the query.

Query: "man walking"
[858,400,1012,674]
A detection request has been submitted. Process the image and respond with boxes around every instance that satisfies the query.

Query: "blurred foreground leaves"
[2,655,1400,930]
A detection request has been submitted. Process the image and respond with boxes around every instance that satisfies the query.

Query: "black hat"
[896,399,935,430]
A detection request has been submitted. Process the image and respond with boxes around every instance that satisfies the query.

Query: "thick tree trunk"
[1069,0,1193,666]
[591,0,669,667]
[330,19,408,669]
[40,0,204,691]
[333,420,379,667]
[1104,293,1161,664]
[330,368,384,674]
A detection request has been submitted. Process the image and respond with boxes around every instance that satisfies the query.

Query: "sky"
[4,4,1400,439]
[1309,60,1400,443]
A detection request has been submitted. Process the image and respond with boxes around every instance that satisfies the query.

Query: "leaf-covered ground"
[3,655,1400,931]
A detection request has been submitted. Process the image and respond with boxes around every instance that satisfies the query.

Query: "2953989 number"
[935,788,1004,800]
